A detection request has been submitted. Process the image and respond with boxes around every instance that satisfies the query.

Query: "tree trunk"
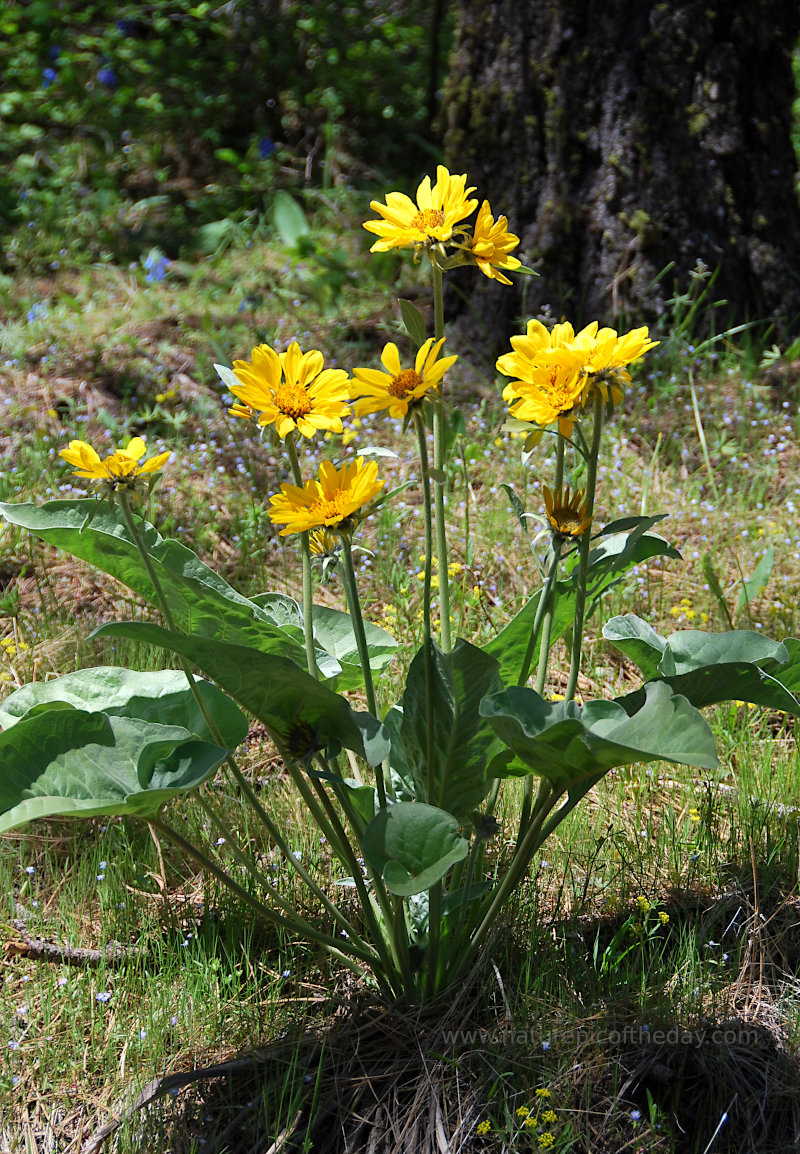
[443,0,800,349]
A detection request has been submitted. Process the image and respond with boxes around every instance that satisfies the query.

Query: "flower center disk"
[411,208,445,233]
[275,382,312,419]
[389,369,423,398]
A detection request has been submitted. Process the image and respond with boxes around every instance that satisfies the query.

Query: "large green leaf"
[0,667,248,748]
[362,802,469,896]
[487,526,678,686]
[91,621,390,766]
[394,639,504,821]
[480,681,718,797]
[0,501,339,678]
[310,605,398,690]
[0,710,228,833]
[604,616,800,716]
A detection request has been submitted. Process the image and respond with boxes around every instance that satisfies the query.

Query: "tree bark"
[444,0,800,348]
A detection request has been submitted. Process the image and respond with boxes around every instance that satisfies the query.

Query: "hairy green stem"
[565,395,604,703]
[285,434,320,680]
[413,410,437,799]
[430,257,452,653]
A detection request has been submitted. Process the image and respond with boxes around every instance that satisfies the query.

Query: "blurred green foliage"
[0,0,451,269]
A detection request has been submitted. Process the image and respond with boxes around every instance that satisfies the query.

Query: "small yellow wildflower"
[228,341,350,440]
[689,807,701,823]
[351,339,457,419]
[541,1109,558,1125]
[476,1119,492,1136]
[658,911,670,926]
[268,458,384,537]
[630,920,645,936]
[516,1105,531,1118]
[538,1134,555,1149]
[635,896,651,914]
[467,200,522,284]
[524,1115,538,1129]
[364,165,478,252]
[60,436,171,489]
[535,1088,551,1099]
[502,348,587,437]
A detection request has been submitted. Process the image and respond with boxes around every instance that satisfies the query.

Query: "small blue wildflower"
[96,991,112,1003]
[97,68,118,90]
[26,302,47,324]
[139,1029,147,1039]
[144,252,168,283]
[42,67,57,87]
[630,1110,641,1122]
[99,861,107,869]
[24,865,35,875]
[258,136,275,159]
[8,1040,19,1050]
[282,969,291,978]
[97,874,105,881]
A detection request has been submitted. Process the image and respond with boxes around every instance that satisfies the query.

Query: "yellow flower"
[538,1134,555,1149]
[516,1106,531,1118]
[268,458,384,537]
[60,436,171,487]
[496,319,598,383]
[351,339,457,419]
[503,349,586,437]
[541,1110,558,1125]
[363,165,478,252]
[228,341,350,440]
[635,895,651,913]
[543,485,592,539]
[476,1120,492,1136]
[535,1088,551,1099]
[581,325,659,407]
[658,911,670,926]
[468,200,522,284]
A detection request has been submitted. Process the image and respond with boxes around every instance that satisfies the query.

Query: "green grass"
[2,193,800,1151]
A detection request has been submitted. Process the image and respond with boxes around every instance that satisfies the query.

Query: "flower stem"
[413,410,436,800]
[285,434,320,680]
[564,395,603,703]
[516,539,562,689]
[430,257,452,653]
[339,536,387,809]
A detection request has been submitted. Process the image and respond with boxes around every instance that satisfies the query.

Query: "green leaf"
[0,710,228,834]
[607,619,800,716]
[702,553,734,628]
[213,363,240,393]
[90,621,390,766]
[273,190,310,249]
[395,640,504,821]
[398,299,427,347]
[736,546,775,617]
[0,667,248,749]
[362,802,469,896]
[500,483,531,537]
[486,582,573,686]
[584,523,681,589]
[480,681,718,797]
[310,605,398,690]
[0,502,337,678]
[603,615,667,681]
[488,526,679,687]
